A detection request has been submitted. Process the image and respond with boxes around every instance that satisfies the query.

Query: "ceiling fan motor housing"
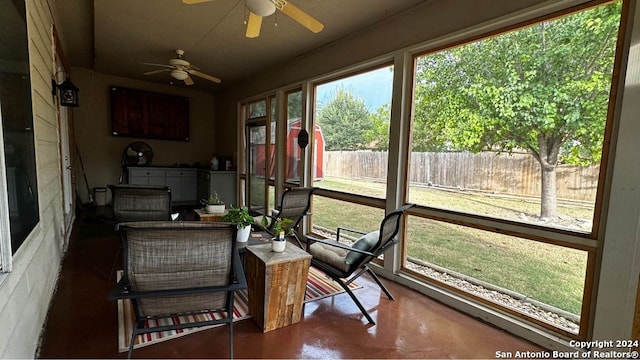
[169,58,190,67]
[247,0,276,16]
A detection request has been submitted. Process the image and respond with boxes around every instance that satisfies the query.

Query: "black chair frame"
[306,204,414,324]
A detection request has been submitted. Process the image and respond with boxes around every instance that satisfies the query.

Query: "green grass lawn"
[311,177,589,316]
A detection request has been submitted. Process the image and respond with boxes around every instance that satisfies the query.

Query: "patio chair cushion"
[308,240,350,272]
[345,231,379,265]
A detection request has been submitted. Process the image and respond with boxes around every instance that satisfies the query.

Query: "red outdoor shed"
[252,119,324,181]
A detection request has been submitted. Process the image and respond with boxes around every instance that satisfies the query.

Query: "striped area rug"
[117,266,361,352]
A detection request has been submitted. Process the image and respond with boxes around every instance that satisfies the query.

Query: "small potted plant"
[264,217,294,252]
[201,192,225,214]
[221,206,254,242]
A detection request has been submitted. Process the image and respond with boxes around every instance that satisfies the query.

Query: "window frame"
[306,61,398,268]
[1,0,42,272]
[404,0,621,244]
[399,0,627,339]
[309,61,396,203]
[240,94,277,215]
[284,89,303,187]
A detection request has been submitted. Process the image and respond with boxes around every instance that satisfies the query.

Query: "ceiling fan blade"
[278,1,324,33]
[142,69,171,76]
[184,75,194,85]
[182,0,215,4]
[246,12,263,38]
[189,69,222,84]
[126,147,140,157]
[143,62,174,69]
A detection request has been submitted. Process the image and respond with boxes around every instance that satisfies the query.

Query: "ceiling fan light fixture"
[143,50,221,84]
[246,0,276,17]
[171,69,189,80]
[169,58,190,67]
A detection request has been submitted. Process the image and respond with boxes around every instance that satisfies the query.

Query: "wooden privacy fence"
[324,151,599,202]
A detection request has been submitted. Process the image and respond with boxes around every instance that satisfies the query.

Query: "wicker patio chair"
[261,187,315,248]
[109,221,246,359]
[107,184,173,281]
[305,204,414,324]
[108,184,172,222]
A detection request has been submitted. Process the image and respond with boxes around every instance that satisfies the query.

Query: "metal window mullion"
[386,52,413,275]
[0,107,13,272]
[274,90,288,205]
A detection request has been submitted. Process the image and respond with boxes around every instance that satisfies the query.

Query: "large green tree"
[364,104,391,151]
[317,88,371,150]
[287,91,302,119]
[413,2,621,218]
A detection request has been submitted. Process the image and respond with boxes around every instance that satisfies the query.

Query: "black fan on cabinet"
[118,142,154,183]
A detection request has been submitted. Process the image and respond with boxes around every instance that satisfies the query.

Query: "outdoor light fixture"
[51,77,79,107]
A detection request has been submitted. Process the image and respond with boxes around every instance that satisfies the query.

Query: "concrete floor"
[37,208,544,358]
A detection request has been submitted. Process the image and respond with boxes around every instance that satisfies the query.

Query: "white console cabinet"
[128,167,198,205]
[128,168,165,186]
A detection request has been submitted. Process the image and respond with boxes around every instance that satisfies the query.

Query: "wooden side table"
[194,208,227,222]
[246,243,312,332]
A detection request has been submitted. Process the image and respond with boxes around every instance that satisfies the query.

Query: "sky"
[315,66,394,112]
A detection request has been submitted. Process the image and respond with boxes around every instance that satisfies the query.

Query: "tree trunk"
[535,134,561,219]
[540,164,558,219]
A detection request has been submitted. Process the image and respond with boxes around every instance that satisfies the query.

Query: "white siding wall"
[0,0,66,357]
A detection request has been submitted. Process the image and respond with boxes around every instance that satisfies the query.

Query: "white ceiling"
[54,0,427,92]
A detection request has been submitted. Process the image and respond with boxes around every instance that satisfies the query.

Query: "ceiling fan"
[183,0,324,38]
[142,49,221,85]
